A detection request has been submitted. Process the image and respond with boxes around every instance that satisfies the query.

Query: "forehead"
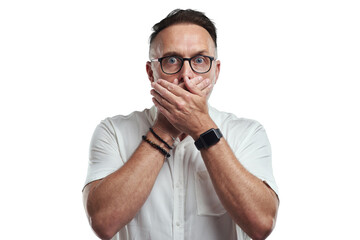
[150,23,215,57]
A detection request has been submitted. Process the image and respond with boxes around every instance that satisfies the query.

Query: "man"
[83,9,279,240]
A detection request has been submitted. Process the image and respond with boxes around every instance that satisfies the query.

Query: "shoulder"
[209,106,269,149]
[105,108,153,124]
[98,107,156,133]
[209,106,264,134]
[90,107,156,146]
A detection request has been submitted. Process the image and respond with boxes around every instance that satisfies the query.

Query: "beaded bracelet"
[149,127,173,150]
[142,135,171,158]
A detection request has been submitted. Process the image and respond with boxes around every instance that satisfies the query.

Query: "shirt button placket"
[173,146,185,240]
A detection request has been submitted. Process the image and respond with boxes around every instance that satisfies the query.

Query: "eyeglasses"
[151,55,215,75]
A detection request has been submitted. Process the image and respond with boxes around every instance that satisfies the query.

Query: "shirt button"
[176,222,180,227]
[176,183,179,188]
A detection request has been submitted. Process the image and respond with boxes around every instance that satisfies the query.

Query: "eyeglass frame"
[150,55,216,75]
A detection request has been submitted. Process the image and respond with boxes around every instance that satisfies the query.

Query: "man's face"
[147,24,220,92]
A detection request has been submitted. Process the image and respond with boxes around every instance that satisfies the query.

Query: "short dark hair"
[149,9,217,48]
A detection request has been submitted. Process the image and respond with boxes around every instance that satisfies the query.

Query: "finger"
[178,81,186,90]
[153,79,186,98]
[151,80,179,104]
[189,76,203,86]
[152,97,172,120]
[196,78,211,91]
[202,82,214,96]
[151,89,174,110]
[184,76,202,95]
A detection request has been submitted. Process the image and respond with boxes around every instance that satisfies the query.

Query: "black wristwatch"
[194,128,223,150]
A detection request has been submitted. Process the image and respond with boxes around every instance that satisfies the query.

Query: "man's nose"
[178,60,195,82]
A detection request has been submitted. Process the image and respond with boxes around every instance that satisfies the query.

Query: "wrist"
[190,120,217,140]
[142,135,171,158]
[150,126,176,147]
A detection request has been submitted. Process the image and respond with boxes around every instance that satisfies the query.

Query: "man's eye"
[194,57,205,64]
[167,57,178,64]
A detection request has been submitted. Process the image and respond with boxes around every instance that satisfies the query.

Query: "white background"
[1,0,359,239]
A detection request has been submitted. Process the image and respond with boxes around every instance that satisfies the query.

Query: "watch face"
[202,129,221,148]
[195,128,222,150]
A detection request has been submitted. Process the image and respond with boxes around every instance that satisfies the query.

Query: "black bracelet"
[149,128,173,150]
[142,136,171,158]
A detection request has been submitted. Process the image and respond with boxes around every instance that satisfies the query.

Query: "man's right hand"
[151,78,183,141]
[151,76,213,141]
[151,76,213,140]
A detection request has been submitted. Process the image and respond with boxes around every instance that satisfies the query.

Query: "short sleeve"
[233,122,279,196]
[84,118,123,187]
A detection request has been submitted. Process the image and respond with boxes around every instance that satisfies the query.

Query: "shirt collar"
[148,105,158,126]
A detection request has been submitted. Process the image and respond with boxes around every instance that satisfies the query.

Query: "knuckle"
[184,93,191,101]
[176,101,186,110]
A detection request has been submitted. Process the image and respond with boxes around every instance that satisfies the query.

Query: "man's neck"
[179,133,188,141]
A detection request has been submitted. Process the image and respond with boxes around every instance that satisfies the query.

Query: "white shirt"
[85,106,278,240]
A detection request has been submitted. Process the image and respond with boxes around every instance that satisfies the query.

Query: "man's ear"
[146,61,154,83]
[214,60,221,84]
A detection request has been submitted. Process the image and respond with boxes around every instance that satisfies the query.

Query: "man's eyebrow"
[162,50,209,57]
[192,50,209,56]
[162,51,180,57]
